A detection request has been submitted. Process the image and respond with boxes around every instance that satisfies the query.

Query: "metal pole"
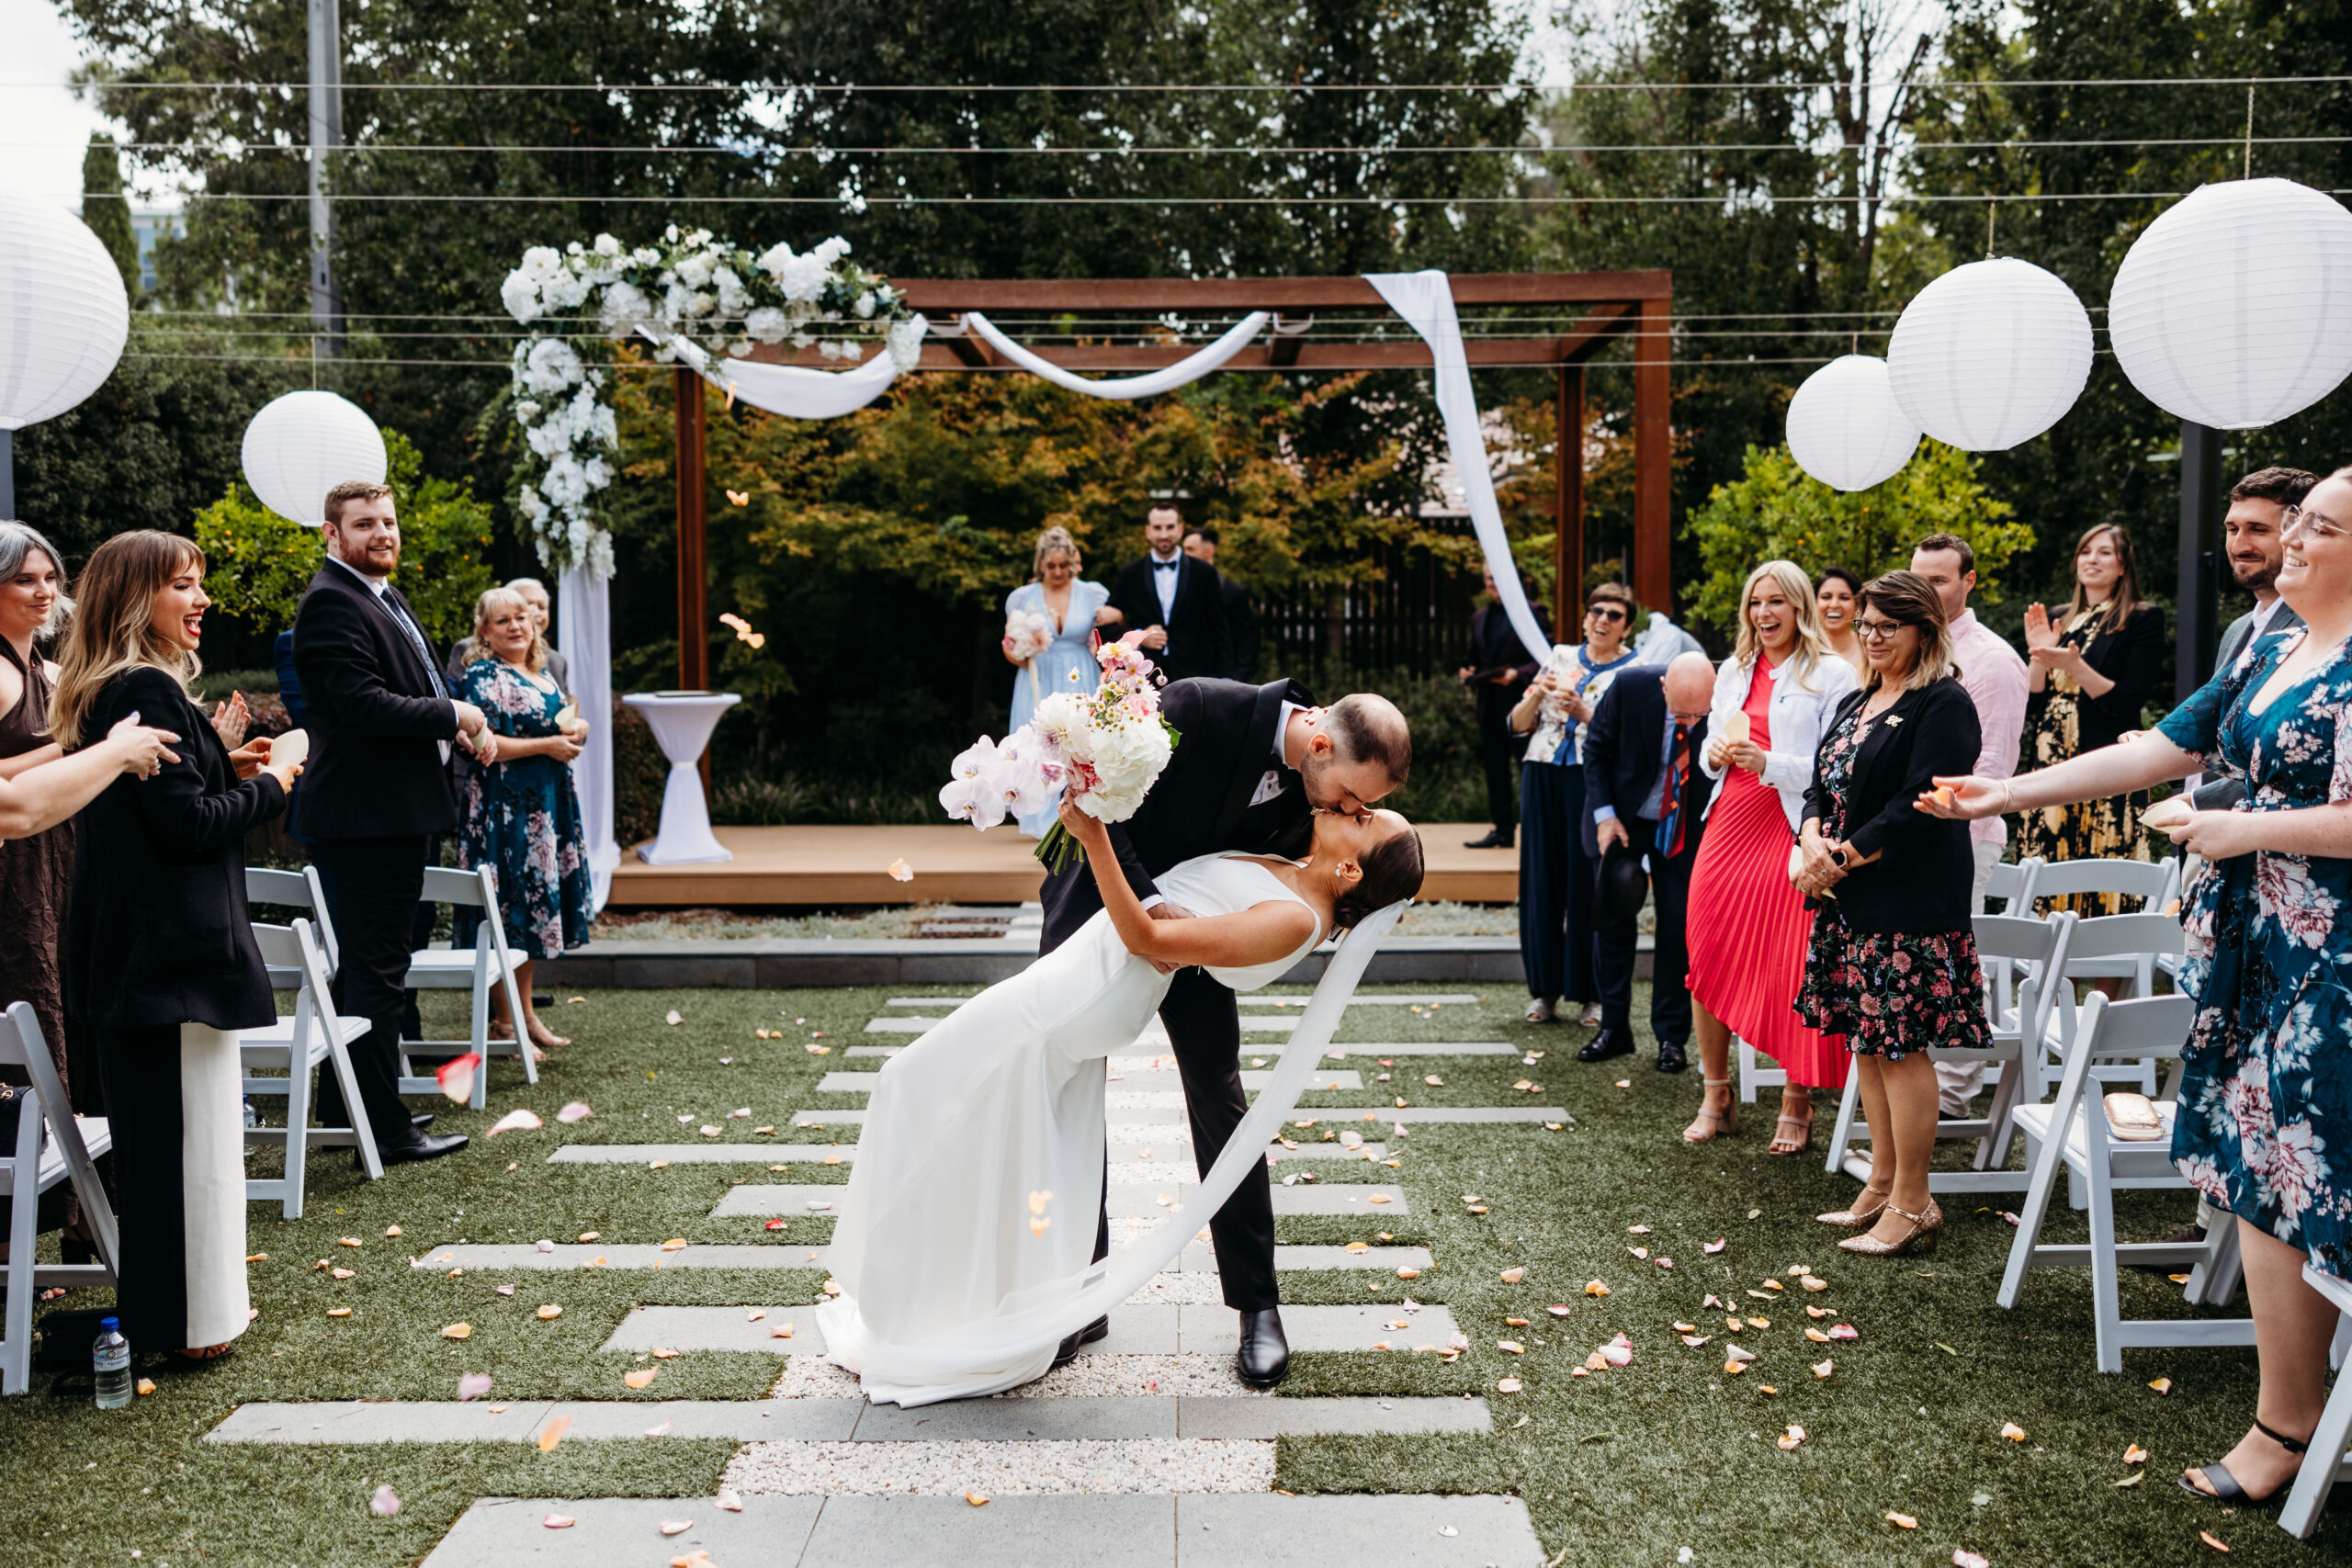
[307,0,343,357]
[1555,363,1583,628]
[1632,296,1672,612]
[2177,419,2222,702]
[0,430,13,520]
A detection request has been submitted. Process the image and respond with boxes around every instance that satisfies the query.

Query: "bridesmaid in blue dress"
[1003,527,1123,836]
[457,586,592,1053]
[1921,464,2352,1507]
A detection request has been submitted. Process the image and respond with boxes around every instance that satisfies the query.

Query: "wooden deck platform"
[610,823,1516,908]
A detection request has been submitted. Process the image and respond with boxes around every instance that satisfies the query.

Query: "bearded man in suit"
[1109,503,1231,684]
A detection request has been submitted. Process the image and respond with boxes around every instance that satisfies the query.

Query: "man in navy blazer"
[1582,651,1716,1073]
[293,480,496,1167]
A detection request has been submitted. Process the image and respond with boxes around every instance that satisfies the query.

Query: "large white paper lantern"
[1888,257,2094,451]
[241,389,388,524]
[1786,355,1921,491]
[0,191,131,433]
[2108,177,2352,430]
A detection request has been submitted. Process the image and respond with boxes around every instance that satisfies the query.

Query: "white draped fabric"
[959,310,1272,400]
[1364,271,1554,666]
[716,316,931,420]
[556,565,620,914]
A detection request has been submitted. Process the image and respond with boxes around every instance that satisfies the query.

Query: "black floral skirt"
[1795,907,1990,1060]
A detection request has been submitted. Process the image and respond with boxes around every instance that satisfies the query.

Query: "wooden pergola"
[671,270,1671,688]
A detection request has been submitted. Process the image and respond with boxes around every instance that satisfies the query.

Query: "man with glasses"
[1908,533,2030,1118]
[1458,566,1552,851]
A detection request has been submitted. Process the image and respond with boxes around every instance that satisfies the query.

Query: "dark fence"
[1252,542,1486,678]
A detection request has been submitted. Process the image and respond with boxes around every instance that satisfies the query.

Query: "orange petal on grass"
[1775,1425,1806,1450]
[537,1415,571,1451]
[2150,1378,2174,1395]
[1496,1377,1521,1393]
[2123,1443,2149,1464]
[2200,1531,2230,1552]
[625,1368,659,1389]
[1884,1511,1917,1529]
[2000,1421,2027,1442]
[441,1323,471,1339]
[1584,1280,1609,1297]
[1499,1268,1525,1283]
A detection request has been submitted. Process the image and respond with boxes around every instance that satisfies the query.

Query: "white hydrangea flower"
[599,281,655,336]
[743,306,788,344]
[812,235,852,266]
[519,245,565,283]
[516,484,548,522]
[854,289,876,319]
[714,265,751,316]
[583,456,614,490]
[778,254,830,303]
[541,269,588,311]
[500,270,542,323]
[675,252,714,288]
[542,452,590,507]
[522,337,584,395]
[513,399,541,423]
[633,246,661,265]
[664,223,681,243]
[887,317,926,371]
[594,233,622,256]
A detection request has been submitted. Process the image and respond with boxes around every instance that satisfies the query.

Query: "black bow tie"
[1153,559,1180,570]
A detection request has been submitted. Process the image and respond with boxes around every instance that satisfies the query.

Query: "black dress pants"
[1596,824,1698,1045]
[310,835,430,1148]
[1476,720,1521,838]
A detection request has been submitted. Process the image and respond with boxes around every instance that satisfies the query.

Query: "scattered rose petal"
[537,1239,555,1252]
[1600,1341,1633,1367]
[645,1420,673,1437]
[485,1108,542,1135]
[496,1284,514,1297]
[765,1219,788,1230]
[1627,1224,1652,1235]
[966,1491,989,1507]
[662,1238,689,1251]
[1954,1553,1988,1568]
[2123,1443,2149,1464]
[625,1369,659,1389]
[556,1101,593,1124]
[1830,1323,1860,1341]
[1885,1511,1917,1529]
[1776,1425,1806,1450]
[1345,1242,1368,1254]
[1546,1304,1571,1318]
[888,858,914,882]
[2000,1422,2026,1442]
[1812,1359,1834,1379]
[1496,1377,1521,1393]
[699,1125,721,1137]
[653,1348,679,1359]
[1703,1238,1727,1255]
[442,1323,471,1339]
[579,1232,599,1243]
[458,1372,492,1401]
[1584,1280,1609,1296]
[716,1488,743,1512]
[1724,1345,1757,1364]
[2200,1531,2229,1552]
[1439,1527,1460,1538]
[1806,1329,1831,1344]
[659,1519,693,1537]
[370,1485,401,1517]
[1499,1268,1525,1284]
[1800,1276,1828,1292]
[134,1377,156,1395]
[381,1226,401,1238]
[537,1304,562,1320]
[543,1514,575,1529]
[333,1267,355,1280]
[435,1054,481,1102]
[2150,1378,2173,1395]
[665,1010,683,1025]
[1498,1339,1525,1354]
[1629,1247,1649,1260]
[537,1415,571,1451]
[1397,1268,1420,1280]
[1681,1334,1711,1348]
[1655,1257,1675,1269]
[340,1237,363,1248]
[326,1308,351,1318]
[771,1324,795,1338]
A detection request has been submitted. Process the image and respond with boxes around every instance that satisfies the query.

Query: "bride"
[818,797,1425,1406]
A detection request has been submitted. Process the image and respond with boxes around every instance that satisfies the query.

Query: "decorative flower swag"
[501,227,922,578]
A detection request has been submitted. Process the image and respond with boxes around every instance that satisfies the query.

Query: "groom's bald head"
[1328,694,1411,786]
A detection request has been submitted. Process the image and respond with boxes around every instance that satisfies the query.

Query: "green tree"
[193,429,497,642]
[1685,439,2033,636]
[79,134,139,292]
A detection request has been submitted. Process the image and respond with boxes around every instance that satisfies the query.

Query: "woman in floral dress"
[1792,571,1987,1258]
[1924,466,2352,1506]
[458,587,591,1054]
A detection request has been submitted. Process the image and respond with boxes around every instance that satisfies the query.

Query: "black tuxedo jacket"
[290,563,459,839]
[1218,573,1259,682]
[64,666,286,1032]
[1039,676,1314,952]
[1801,678,1981,934]
[1464,603,1552,728]
[1109,555,1233,684]
[1581,663,1710,860]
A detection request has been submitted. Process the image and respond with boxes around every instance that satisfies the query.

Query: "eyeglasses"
[1855,618,1912,643]
[1586,605,1628,623]
[2284,503,2350,542]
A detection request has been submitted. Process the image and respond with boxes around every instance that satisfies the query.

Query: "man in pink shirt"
[1911,533,2030,1115]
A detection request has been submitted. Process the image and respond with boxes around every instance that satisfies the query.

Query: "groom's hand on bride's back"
[1146,902,1196,973]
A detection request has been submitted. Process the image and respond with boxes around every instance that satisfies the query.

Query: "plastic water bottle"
[94,1317,131,1409]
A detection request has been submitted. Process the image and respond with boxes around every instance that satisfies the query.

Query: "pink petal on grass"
[458,1372,492,1402]
[435,1054,481,1102]
[556,1101,594,1124]
[369,1485,401,1517]
[543,1515,575,1529]
[1702,1238,1727,1255]
[1954,1553,1989,1568]
[485,1108,543,1135]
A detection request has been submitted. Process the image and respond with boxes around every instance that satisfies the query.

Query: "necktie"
[1656,720,1690,859]
[383,591,447,701]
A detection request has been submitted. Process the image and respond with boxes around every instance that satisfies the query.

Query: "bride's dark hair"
[1333,825,1426,932]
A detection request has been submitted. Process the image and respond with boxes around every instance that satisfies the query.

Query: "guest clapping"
[52,532,303,1359]
[2014,525,2165,909]
[1682,561,1860,1151]
[456,587,592,1053]
[1925,466,2352,1506]
[1792,571,1987,1257]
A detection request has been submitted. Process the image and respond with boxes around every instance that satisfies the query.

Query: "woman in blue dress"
[1924,465,2352,1506]
[458,586,592,1054]
[1003,527,1122,836]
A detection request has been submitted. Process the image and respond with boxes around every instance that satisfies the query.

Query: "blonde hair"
[1033,526,1080,581]
[50,531,205,748]
[1731,558,1835,691]
[471,586,547,673]
[1858,570,1957,694]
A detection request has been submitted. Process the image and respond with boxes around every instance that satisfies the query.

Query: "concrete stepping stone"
[602,1303,1462,1358]
[548,1144,856,1165]
[881,993,1480,1010]
[412,1242,1429,1275]
[817,1069,1363,1095]
[1334,1042,1522,1055]
[725,1436,1277,1495]
[709,1183,1406,1222]
[421,1494,1543,1568]
[865,1016,1303,1035]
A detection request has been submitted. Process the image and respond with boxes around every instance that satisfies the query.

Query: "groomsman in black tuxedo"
[1582,651,1715,1073]
[293,480,495,1167]
[1039,679,1412,1387]
[1181,524,1259,681]
[1109,502,1231,683]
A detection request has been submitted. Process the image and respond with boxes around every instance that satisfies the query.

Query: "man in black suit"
[1040,681,1412,1388]
[293,479,494,1166]
[1182,525,1258,681]
[1580,651,1715,1073]
[1108,503,1231,683]
[1457,568,1551,850]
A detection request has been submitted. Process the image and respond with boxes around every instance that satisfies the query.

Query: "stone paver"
[711,1183,1406,1221]
[865,1016,1303,1035]
[411,1243,833,1270]
[547,1143,855,1165]
[601,1303,1462,1357]
[880,993,1479,1010]
[816,1069,1364,1095]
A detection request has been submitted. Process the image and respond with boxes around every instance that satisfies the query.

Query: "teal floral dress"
[458,659,591,961]
[2157,630,2352,1277]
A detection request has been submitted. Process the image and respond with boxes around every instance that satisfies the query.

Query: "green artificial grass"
[0,982,2335,1565]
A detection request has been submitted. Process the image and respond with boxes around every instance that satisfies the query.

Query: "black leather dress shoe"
[412,1112,435,1133]
[1577,1027,1636,1064]
[1655,1039,1689,1074]
[1238,1308,1290,1387]
[1050,1314,1112,1370]
[373,1132,469,1168]
[1463,829,1514,850]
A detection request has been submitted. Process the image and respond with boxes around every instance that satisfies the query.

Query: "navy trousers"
[1519,762,1597,1003]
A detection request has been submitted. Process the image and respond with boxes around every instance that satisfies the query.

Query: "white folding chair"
[0,1001,119,1395]
[1983,853,2043,915]
[2036,911,2186,1100]
[236,917,381,1216]
[1997,991,2252,1372]
[245,863,339,976]
[396,865,532,1110]
[2030,856,2175,989]
[2279,1261,2352,1538]
[1822,910,2075,1194]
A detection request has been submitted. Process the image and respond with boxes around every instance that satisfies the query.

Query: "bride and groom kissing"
[816,676,1424,1406]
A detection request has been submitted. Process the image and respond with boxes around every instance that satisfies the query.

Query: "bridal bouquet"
[938,638,1179,871]
[1002,610,1054,664]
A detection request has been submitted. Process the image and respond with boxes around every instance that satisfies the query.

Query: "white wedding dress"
[817,853,1326,1406]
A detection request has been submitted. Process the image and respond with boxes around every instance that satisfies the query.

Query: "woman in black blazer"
[2015,525,2167,911]
[52,532,303,1359]
[1790,571,1990,1259]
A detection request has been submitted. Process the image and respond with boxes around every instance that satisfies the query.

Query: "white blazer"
[1698,650,1860,832]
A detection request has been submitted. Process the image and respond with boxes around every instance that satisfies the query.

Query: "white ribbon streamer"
[715,317,931,420]
[961,310,1271,399]
[1364,271,1555,665]
[556,566,620,915]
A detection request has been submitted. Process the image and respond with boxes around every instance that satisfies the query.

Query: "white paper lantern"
[1785,355,1921,491]
[0,191,131,432]
[1888,257,2094,451]
[241,389,388,524]
[2108,177,2352,430]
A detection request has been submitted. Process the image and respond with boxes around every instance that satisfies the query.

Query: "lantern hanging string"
[2245,85,2256,180]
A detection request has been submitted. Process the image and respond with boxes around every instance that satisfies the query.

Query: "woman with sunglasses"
[1926,468,2352,1506]
[1792,571,1987,1256]
[1510,582,1640,1029]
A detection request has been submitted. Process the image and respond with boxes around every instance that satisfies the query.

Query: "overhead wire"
[16,73,2352,92]
[64,187,2343,206]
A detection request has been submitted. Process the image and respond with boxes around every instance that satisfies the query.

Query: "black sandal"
[2178,1417,2311,1502]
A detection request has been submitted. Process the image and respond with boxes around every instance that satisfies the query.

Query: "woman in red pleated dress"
[1681,560,1860,1154]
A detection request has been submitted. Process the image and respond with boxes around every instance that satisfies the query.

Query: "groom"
[1040,676,1412,1386]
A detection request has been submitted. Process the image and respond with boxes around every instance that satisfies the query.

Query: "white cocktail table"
[622,691,741,864]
